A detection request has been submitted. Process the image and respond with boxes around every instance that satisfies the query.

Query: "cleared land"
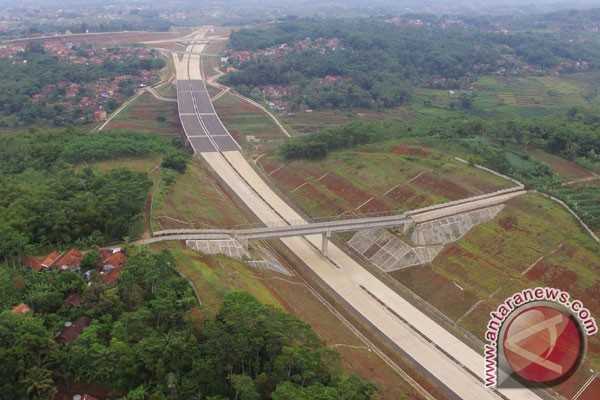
[6,31,189,47]
[106,92,182,135]
[258,140,512,219]
[213,92,287,150]
[528,148,596,180]
[392,192,600,398]
[151,158,251,230]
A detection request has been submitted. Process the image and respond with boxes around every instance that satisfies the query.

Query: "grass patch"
[214,92,286,149]
[155,242,282,317]
[151,158,250,230]
[107,92,182,135]
[156,82,177,98]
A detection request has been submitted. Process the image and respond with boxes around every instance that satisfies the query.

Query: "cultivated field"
[6,30,189,47]
[107,92,182,135]
[213,92,287,150]
[258,140,513,219]
[472,74,592,117]
[392,192,600,398]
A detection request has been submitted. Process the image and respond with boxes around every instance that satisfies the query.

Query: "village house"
[23,246,128,288]
[11,303,31,315]
[64,293,82,307]
[94,109,107,122]
[99,248,127,285]
[24,248,83,272]
[53,249,83,271]
[56,316,92,344]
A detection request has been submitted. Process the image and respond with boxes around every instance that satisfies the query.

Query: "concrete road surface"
[173,31,543,400]
[202,152,542,400]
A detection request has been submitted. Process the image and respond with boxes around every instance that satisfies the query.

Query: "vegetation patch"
[213,92,285,149]
[0,130,186,261]
[1,248,376,399]
[108,92,183,135]
[151,159,251,230]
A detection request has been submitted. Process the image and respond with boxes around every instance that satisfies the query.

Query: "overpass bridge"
[165,30,543,400]
[144,187,526,255]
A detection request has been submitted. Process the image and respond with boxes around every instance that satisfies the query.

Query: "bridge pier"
[322,231,331,257]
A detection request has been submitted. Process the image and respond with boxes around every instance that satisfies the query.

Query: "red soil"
[320,173,372,208]
[498,216,517,230]
[295,183,344,216]
[392,144,431,157]
[525,260,547,281]
[357,197,391,215]
[412,172,471,200]
[271,166,307,190]
[259,158,284,175]
[525,261,578,291]
[386,185,417,203]
[393,266,479,321]
[580,377,600,400]
[555,370,595,399]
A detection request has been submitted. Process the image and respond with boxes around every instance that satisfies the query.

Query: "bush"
[161,152,188,173]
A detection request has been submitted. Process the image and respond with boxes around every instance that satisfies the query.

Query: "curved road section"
[173,30,543,400]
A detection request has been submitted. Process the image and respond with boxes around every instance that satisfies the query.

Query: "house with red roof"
[97,248,127,285]
[53,249,83,271]
[64,293,82,307]
[57,316,91,344]
[41,251,62,268]
[24,250,61,272]
[23,256,44,272]
[11,303,31,315]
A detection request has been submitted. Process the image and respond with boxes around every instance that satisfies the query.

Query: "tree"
[23,367,57,400]
[161,153,188,173]
[0,223,29,262]
[0,312,58,400]
[81,250,101,272]
[230,374,260,400]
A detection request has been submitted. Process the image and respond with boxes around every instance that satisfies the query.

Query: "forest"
[0,44,165,127]
[0,130,186,262]
[0,249,376,400]
[224,17,600,111]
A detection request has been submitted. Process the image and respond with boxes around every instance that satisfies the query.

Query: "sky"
[4,0,600,16]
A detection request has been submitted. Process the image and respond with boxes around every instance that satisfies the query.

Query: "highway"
[172,30,544,400]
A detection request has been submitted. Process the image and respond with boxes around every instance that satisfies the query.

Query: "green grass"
[159,243,282,317]
[214,92,286,149]
[470,74,590,117]
[151,159,250,230]
[107,92,181,135]
[156,83,177,98]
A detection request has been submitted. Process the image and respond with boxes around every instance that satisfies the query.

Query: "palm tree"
[23,367,57,400]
